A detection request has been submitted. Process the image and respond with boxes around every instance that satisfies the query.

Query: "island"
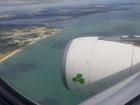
[0,26,62,63]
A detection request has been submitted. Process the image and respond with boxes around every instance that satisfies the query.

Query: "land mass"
[0,26,62,63]
[0,3,132,23]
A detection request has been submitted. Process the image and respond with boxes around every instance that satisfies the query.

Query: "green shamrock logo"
[72,73,85,84]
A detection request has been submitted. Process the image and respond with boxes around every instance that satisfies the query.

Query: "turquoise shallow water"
[0,5,140,105]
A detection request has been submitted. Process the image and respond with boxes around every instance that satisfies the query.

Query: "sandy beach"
[0,49,22,63]
[0,37,42,63]
[0,36,44,63]
[0,28,62,64]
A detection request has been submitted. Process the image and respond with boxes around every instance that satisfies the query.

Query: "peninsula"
[0,26,62,63]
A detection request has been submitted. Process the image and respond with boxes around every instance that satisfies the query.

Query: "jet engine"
[62,37,140,95]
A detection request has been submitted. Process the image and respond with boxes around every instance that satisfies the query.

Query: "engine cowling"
[62,37,140,95]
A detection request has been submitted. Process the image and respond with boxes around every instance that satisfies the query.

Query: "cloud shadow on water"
[51,39,70,49]
[0,61,38,79]
[113,25,136,35]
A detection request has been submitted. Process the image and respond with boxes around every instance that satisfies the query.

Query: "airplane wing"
[99,35,140,45]
[79,72,140,105]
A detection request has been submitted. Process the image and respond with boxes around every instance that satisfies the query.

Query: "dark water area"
[52,39,70,49]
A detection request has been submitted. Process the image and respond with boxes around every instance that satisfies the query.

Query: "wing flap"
[80,72,140,105]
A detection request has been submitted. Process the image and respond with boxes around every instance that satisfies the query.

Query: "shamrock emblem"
[72,73,85,84]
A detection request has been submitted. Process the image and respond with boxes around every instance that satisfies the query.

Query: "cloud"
[0,0,124,5]
[0,0,132,14]
[0,0,65,5]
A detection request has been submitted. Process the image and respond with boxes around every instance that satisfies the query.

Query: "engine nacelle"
[62,37,140,95]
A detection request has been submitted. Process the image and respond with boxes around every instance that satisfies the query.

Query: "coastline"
[0,30,62,63]
[0,49,22,63]
[0,40,37,63]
